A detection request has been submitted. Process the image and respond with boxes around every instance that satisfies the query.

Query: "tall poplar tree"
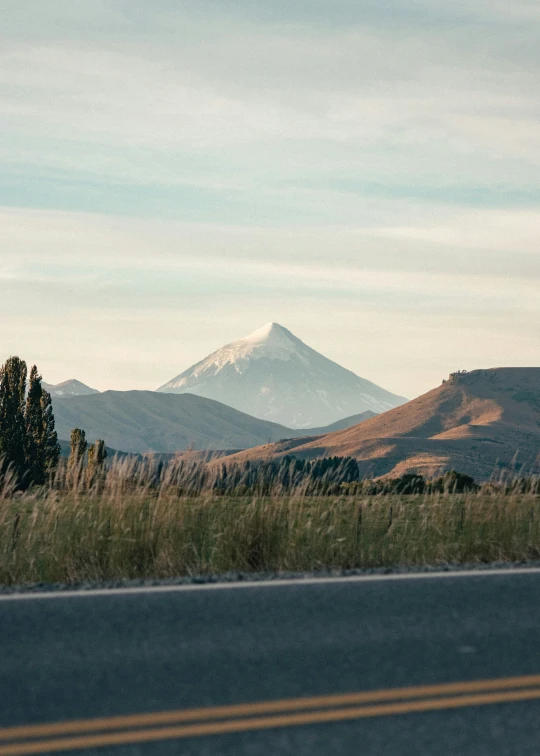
[25,365,46,485]
[0,357,60,487]
[0,357,27,481]
[41,389,60,478]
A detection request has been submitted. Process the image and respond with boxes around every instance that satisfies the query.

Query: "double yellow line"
[2,674,540,754]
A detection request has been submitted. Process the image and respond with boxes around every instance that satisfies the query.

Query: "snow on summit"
[239,322,300,354]
[157,323,407,428]
[198,323,308,373]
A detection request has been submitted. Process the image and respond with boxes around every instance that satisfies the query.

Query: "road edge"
[2,564,540,601]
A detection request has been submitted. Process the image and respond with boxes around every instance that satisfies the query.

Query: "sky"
[1,0,539,399]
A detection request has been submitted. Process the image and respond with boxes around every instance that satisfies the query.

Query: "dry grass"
[1,456,539,585]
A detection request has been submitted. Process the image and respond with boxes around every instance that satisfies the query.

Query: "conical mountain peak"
[157,323,407,427]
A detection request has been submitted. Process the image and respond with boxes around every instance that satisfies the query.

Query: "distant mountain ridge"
[216,368,540,480]
[52,390,374,454]
[157,323,407,427]
[43,379,100,398]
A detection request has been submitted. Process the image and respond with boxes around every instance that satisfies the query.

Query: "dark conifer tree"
[41,390,60,478]
[25,365,46,485]
[0,357,28,482]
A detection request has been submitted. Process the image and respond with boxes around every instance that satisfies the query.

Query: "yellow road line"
[2,673,540,743]
[1,686,540,755]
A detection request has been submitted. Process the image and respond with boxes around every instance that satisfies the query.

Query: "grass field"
[1,461,540,584]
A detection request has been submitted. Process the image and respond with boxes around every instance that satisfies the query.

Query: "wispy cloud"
[1,1,539,396]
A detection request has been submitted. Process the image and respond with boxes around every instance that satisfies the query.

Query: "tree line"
[209,459,479,496]
[139,456,481,497]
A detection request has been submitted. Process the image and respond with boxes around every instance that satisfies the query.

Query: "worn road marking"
[1,676,539,754]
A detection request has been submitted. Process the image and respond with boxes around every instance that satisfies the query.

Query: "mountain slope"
[217,368,540,480]
[51,391,373,454]
[43,379,100,398]
[305,411,377,435]
[157,323,406,427]
[52,391,293,454]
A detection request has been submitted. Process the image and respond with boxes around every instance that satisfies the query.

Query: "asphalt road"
[2,570,540,755]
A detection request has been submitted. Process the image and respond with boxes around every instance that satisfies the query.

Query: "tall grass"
[1,455,539,584]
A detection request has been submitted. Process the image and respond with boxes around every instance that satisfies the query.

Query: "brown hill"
[217,368,540,480]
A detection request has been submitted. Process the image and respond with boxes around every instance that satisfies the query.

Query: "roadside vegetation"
[1,455,539,585]
[1,355,540,586]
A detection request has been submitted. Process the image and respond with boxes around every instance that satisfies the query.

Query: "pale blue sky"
[2,0,539,397]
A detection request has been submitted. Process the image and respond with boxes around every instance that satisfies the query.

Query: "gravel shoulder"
[3,561,540,595]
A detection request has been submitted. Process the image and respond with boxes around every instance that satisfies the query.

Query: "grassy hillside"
[305,410,376,435]
[216,368,540,480]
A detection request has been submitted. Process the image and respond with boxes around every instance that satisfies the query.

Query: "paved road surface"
[2,570,540,755]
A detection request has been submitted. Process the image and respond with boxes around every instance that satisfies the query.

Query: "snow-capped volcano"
[157,323,407,428]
